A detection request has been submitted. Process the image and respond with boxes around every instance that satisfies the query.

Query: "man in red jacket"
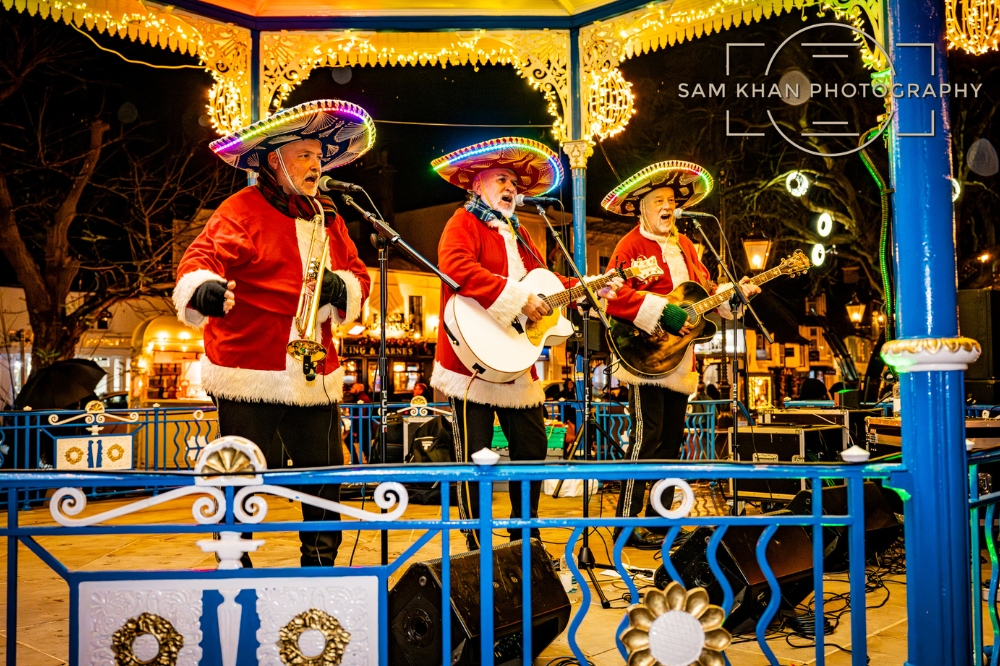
[173,100,374,566]
[602,161,760,549]
[429,137,620,549]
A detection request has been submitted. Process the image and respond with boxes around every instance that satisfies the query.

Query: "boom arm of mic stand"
[689,217,773,345]
[341,194,460,292]
[536,204,610,329]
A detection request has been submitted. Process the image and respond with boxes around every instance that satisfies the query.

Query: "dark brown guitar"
[607,251,811,378]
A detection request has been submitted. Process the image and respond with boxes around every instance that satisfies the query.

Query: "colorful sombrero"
[601,160,713,216]
[209,99,376,172]
[431,137,564,196]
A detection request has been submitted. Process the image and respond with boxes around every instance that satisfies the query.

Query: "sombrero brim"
[209,99,376,172]
[431,137,564,196]
[602,161,714,216]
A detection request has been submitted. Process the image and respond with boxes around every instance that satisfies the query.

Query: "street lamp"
[846,294,867,326]
[741,227,771,272]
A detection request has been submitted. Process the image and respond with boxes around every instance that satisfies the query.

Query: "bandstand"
[0,0,990,664]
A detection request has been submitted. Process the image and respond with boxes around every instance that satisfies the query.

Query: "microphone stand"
[341,192,460,565]
[534,203,615,609]
[685,215,770,516]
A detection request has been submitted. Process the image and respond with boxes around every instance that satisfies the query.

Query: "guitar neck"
[692,266,784,315]
[543,268,640,309]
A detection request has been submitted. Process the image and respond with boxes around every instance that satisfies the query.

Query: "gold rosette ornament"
[620,581,731,666]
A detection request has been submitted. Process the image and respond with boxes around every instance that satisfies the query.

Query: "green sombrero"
[602,160,714,216]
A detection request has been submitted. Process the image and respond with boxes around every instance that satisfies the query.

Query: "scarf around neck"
[465,193,520,229]
[256,162,339,222]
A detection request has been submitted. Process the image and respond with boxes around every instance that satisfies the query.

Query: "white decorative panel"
[256,577,379,666]
[56,435,133,470]
[79,584,203,666]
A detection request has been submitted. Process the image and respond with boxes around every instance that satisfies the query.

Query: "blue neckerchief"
[465,193,520,229]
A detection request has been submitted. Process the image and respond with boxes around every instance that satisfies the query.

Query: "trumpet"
[286,209,330,381]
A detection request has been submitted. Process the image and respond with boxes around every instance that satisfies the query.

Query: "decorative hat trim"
[210,99,375,172]
[431,136,564,197]
[602,160,714,216]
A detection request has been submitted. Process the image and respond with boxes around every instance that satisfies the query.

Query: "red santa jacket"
[173,186,370,406]
[432,207,572,408]
[605,225,732,394]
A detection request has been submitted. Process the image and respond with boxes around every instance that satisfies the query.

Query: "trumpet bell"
[286,339,328,362]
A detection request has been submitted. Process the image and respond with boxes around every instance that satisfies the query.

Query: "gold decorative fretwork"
[260,29,571,142]
[111,612,184,666]
[946,0,1000,55]
[578,0,888,134]
[278,608,351,665]
[563,139,594,169]
[0,0,252,135]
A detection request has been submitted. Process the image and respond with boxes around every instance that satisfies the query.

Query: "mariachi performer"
[430,137,620,549]
[601,161,760,549]
[173,100,373,566]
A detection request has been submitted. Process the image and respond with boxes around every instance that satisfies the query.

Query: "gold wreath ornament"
[111,612,184,666]
[278,608,351,665]
[64,447,85,466]
[107,443,125,462]
[620,581,731,666]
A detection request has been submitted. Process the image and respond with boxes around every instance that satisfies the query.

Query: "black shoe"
[613,526,664,550]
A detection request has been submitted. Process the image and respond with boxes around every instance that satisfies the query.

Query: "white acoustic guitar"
[443,257,663,383]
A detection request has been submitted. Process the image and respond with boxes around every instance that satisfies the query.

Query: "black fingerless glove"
[320,269,348,309]
[658,303,690,335]
[190,281,228,317]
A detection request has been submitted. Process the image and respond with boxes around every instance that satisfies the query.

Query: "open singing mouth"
[500,193,514,206]
[304,174,318,186]
[660,210,673,220]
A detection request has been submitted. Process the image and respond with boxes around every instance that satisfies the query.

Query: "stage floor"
[0,482,913,664]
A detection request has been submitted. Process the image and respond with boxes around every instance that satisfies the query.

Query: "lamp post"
[845,294,867,328]
[741,227,771,273]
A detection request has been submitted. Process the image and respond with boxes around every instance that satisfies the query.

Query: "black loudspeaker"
[568,308,609,353]
[785,482,902,571]
[654,524,815,634]
[965,380,1000,405]
[959,289,1000,380]
[388,539,571,666]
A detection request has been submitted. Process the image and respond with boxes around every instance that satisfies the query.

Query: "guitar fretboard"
[543,267,642,309]
[685,265,785,317]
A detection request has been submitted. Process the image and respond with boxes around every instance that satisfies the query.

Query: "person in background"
[797,377,830,401]
[412,382,429,398]
[347,382,372,403]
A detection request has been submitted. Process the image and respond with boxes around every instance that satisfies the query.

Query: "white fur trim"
[431,361,545,408]
[201,304,346,406]
[173,269,226,329]
[499,226,527,281]
[485,277,531,327]
[330,269,363,325]
[201,358,345,406]
[634,292,669,335]
[613,346,698,395]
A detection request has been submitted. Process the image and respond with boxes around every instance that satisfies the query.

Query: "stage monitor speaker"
[388,538,570,666]
[959,289,1000,380]
[568,308,609,353]
[654,524,814,635]
[729,425,841,501]
[785,481,902,571]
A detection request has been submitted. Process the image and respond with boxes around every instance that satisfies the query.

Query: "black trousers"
[616,384,688,518]
[449,397,547,547]
[217,398,344,565]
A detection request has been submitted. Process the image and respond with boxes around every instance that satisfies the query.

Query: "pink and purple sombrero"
[431,137,564,196]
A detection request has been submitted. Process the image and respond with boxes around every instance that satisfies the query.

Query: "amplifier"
[762,408,882,451]
[727,425,841,501]
[965,380,1000,406]
[867,416,1000,455]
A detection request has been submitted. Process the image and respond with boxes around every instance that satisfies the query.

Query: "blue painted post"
[884,1,973,664]
[7,487,17,666]
[566,27,590,271]
[479,472,494,666]
[572,168,587,269]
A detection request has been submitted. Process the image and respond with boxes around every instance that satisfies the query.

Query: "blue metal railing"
[969,447,1000,666]
[0,460,891,666]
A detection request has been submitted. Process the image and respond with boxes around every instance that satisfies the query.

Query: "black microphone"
[318,176,363,193]
[514,194,560,207]
[673,207,715,218]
